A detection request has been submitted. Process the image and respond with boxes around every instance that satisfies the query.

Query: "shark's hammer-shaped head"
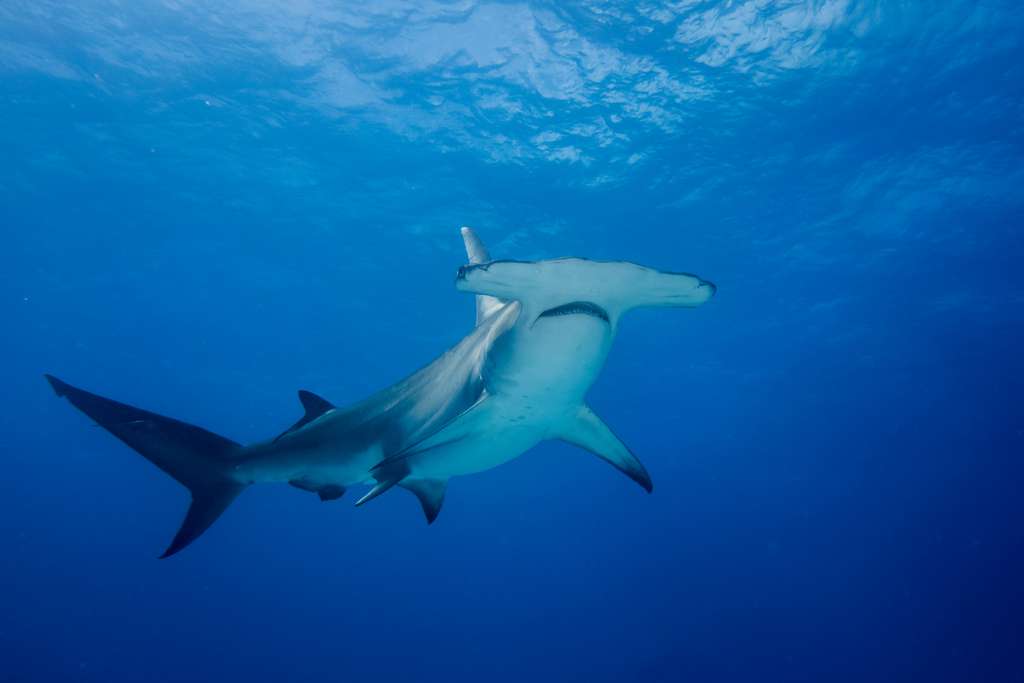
[456,257,716,323]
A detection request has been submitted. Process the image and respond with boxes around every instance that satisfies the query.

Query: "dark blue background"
[2,2,1022,681]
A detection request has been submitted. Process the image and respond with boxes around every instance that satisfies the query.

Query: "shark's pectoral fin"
[355,460,410,507]
[557,406,653,493]
[354,476,401,507]
[371,392,491,472]
[399,478,448,524]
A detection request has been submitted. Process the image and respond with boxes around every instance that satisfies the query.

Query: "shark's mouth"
[537,301,610,323]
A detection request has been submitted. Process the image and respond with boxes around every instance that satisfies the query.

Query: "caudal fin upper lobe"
[44,374,246,558]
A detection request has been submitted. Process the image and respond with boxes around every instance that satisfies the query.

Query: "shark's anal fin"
[316,485,345,501]
[399,478,448,524]
[274,390,336,443]
[557,406,653,493]
[289,479,346,502]
[461,226,503,324]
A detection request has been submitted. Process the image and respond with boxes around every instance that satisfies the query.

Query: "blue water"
[3,2,1023,681]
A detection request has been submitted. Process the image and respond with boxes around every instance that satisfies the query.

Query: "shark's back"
[272,300,519,460]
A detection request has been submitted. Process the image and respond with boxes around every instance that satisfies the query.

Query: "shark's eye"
[456,263,494,281]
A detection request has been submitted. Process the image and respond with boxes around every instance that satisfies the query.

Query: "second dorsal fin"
[298,390,334,418]
[273,390,336,442]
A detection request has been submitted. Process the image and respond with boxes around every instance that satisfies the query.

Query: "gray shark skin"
[45,228,716,557]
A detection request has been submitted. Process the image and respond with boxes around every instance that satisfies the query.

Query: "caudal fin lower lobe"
[44,374,246,558]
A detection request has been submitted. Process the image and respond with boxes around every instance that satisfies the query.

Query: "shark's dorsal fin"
[298,390,334,418]
[461,226,504,324]
[273,390,336,443]
[557,405,653,493]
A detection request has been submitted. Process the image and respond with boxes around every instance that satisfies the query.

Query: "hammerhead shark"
[45,228,715,557]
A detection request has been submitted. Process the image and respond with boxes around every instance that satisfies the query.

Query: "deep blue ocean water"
[2,2,1023,681]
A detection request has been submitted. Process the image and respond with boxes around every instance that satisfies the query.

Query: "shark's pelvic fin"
[274,390,336,442]
[43,374,247,558]
[558,405,653,493]
[461,226,503,324]
[399,478,448,524]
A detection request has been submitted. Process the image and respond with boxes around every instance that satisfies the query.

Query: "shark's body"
[46,228,715,557]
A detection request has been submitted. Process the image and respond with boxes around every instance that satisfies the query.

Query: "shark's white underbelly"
[404,395,568,478]
[237,442,383,487]
[406,314,614,479]
[246,307,616,486]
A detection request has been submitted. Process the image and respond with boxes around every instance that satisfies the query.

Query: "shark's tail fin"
[44,374,246,558]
